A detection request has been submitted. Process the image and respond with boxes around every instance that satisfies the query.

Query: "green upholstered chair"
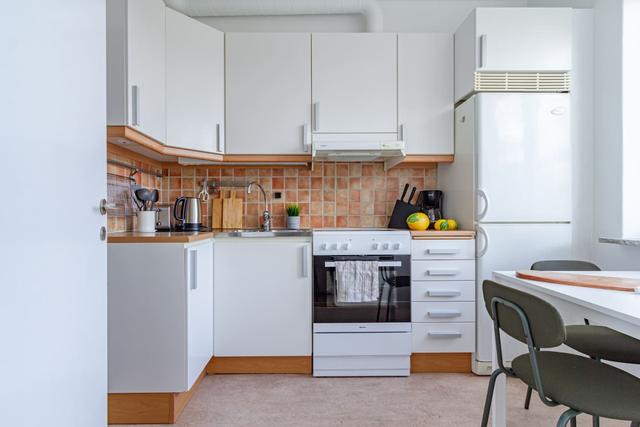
[480,280,640,427]
[524,260,640,427]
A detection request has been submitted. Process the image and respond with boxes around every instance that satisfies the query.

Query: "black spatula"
[388,184,419,229]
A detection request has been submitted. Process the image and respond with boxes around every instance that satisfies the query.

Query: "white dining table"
[490,271,640,427]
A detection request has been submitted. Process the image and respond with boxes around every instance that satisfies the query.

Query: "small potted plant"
[286,204,301,230]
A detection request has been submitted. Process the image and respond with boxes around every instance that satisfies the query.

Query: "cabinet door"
[398,34,453,155]
[166,8,224,153]
[214,239,312,356]
[475,8,572,72]
[126,0,166,142]
[186,242,214,389]
[225,33,311,154]
[311,33,397,133]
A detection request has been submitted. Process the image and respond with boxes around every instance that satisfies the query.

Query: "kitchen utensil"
[222,191,243,229]
[198,179,210,202]
[211,192,223,229]
[135,188,153,211]
[387,184,419,229]
[150,189,159,210]
[173,196,203,230]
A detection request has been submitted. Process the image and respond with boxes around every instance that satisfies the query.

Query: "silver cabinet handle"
[477,188,489,220]
[302,124,310,153]
[301,245,309,278]
[476,225,489,258]
[186,249,197,290]
[131,85,140,126]
[425,269,459,276]
[325,261,401,268]
[312,102,319,131]
[428,331,462,338]
[399,124,405,142]
[427,310,462,318]
[426,248,459,255]
[99,198,116,215]
[426,290,462,297]
[216,123,221,152]
[479,34,487,68]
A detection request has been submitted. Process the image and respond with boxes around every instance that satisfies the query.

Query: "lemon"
[406,212,430,231]
[435,219,458,231]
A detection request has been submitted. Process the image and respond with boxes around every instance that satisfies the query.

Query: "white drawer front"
[411,239,475,260]
[313,332,412,357]
[412,323,475,352]
[412,301,475,323]
[411,281,476,302]
[411,260,475,281]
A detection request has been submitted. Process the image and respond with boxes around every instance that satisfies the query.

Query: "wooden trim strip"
[107,232,215,244]
[410,353,472,373]
[207,356,312,374]
[108,368,207,424]
[399,155,454,164]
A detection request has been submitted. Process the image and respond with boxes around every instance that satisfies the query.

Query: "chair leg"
[630,421,639,427]
[481,369,504,427]
[524,386,533,409]
[592,415,599,427]
[556,408,581,427]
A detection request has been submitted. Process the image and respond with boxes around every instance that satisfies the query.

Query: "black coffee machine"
[415,190,444,227]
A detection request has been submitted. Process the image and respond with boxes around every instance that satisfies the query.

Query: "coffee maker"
[415,190,444,226]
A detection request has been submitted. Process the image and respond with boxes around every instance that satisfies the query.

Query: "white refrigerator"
[438,93,573,373]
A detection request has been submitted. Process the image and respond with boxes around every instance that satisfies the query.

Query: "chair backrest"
[483,280,566,348]
[531,260,601,271]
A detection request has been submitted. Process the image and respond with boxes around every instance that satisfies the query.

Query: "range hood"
[312,139,406,170]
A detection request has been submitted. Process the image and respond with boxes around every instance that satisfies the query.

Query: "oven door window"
[313,255,411,323]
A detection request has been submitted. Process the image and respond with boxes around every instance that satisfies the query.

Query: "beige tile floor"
[113,374,631,427]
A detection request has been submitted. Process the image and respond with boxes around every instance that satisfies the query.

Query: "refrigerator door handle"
[477,189,489,220]
[476,226,489,258]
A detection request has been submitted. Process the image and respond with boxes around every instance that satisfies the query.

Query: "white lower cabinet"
[108,240,213,392]
[411,238,476,353]
[214,238,312,356]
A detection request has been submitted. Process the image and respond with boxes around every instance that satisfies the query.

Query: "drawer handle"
[426,248,459,255]
[426,269,460,276]
[428,331,462,338]
[426,290,462,297]
[427,310,462,318]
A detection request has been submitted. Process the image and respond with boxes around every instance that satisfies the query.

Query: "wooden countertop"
[410,230,475,239]
[107,231,215,243]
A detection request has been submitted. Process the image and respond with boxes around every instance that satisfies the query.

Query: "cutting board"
[222,191,243,229]
[211,192,223,229]
[516,270,640,293]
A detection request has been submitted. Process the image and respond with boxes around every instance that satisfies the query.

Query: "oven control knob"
[382,243,390,250]
[372,242,380,250]
[341,242,350,250]
[331,243,338,250]
[393,242,401,250]
[320,243,328,250]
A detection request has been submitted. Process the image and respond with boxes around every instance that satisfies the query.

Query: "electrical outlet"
[273,191,282,200]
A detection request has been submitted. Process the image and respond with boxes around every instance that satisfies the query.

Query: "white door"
[225,33,311,154]
[312,33,397,133]
[127,0,166,142]
[475,223,573,363]
[398,34,453,155]
[166,8,224,153]
[214,239,312,356]
[0,0,107,425]
[476,93,571,222]
[186,242,214,388]
[476,8,572,72]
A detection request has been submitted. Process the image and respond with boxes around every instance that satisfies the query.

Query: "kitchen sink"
[214,229,312,238]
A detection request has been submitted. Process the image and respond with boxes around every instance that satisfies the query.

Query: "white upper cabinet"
[311,33,397,134]
[166,8,225,153]
[107,0,166,142]
[225,33,311,155]
[455,8,572,101]
[398,34,453,155]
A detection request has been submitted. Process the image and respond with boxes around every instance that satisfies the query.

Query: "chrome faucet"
[247,181,270,231]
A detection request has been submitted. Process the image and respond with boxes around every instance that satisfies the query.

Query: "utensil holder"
[136,211,156,233]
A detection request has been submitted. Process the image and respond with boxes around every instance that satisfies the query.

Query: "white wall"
[0,1,107,425]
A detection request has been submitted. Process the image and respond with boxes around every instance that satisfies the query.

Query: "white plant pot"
[136,211,156,233]
[287,216,300,230]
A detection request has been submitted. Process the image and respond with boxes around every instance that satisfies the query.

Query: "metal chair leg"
[481,369,503,427]
[592,415,599,427]
[556,408,581,427]
[630,421,639,427]
[524,386,533,409]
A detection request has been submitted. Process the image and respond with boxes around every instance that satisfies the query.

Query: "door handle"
[216,123,221,152]
[425,269,459,276]
[312,103,319,132]
[479,34,487,68]
[426,290,462,297]
[185,249,197,290]
[302,124,310,153]
[477,189,489,220]
[131,85,140,126]
[427,310,462,319]
[476,226,489,258]
[428,331,462,338]
[399,124,405,142]
[426,248,459,255]
[99,198,115,215]
[301,245,309,278]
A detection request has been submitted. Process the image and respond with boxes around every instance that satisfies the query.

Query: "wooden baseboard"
[207,356,312,374]
[410,353,472,373]
[108,368,206,424]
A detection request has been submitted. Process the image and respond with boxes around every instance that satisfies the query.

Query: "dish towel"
[335,260,380,303]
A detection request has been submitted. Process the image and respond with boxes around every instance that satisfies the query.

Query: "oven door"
[313,255,411,323]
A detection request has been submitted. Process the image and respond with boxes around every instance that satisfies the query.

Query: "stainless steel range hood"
[312,139,406,170]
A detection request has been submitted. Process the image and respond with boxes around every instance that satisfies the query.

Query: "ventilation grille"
[474,72,570,92]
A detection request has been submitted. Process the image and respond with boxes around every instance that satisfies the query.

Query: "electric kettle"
[173,197,202,231]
